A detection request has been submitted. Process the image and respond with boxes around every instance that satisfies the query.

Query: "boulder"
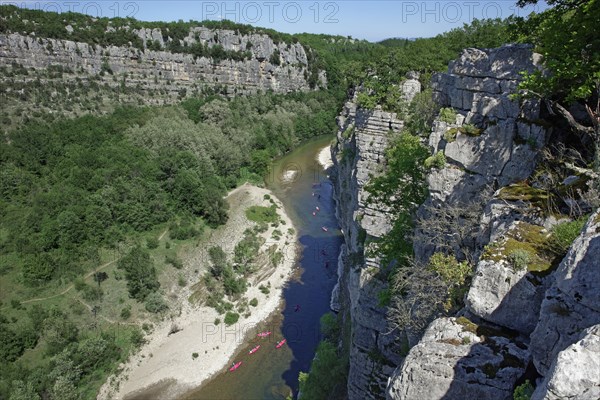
[386,317,530,400]
[532,324,600,400]
[530,211,600,375]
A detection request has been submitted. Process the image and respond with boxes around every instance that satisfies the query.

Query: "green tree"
[8,380,40,400]
[513,0,599,142]
[118,246,160,301]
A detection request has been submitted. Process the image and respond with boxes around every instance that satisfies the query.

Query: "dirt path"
[15,227,169,306]
[19,258,119,305]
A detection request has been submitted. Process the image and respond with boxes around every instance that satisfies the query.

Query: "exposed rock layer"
[0,29,322,103]
[384,45,599,400]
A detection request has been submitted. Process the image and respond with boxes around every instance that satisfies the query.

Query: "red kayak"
[249,345,261,354]
[229,361,242,372]
[257,331,271,338]
[322,226,328,232]
[276,339,287,349]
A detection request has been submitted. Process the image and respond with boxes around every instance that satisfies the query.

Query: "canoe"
[276,339,287,349]
[229,361,242,372]
[257,331,271,337]
[249,345,261,354]
[316,206,320,211]
[322,227,328,232]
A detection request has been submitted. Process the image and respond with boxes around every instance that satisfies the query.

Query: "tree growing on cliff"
[513,0,599,144]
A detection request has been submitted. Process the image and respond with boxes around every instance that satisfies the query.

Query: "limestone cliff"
[0,27,324,124]
[385,46,600,400]
[330,76,418,399]
[332,44,599,400]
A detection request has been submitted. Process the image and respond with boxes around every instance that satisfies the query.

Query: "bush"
[427,252,471,286]
[320,313,339,340]
[461,123,482,136]
[513,380,534,400]
[214,318,221,325]
[547,218,586,256]
[144,292,168,313]
[249,298,258,307]
[224,312,239,326]
[120,306,131,320]
[259,284,270,294]
[444,127,459,142]
[82,284,103,301]
[165,254,183,269]
[146,237,159,249]
[377,289,392,307]
[507,249,532,271]
[439,107,457,124]
[424,151,446,169]
[192,352,198,359]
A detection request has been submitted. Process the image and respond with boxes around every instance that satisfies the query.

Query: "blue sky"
[6,1,548,41]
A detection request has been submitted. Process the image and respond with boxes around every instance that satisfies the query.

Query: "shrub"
[513,380,534,400]
[192,352,198,359]
[224,312,239,326]
[377,289,392,307]
[82,284,103,301]
[177,274,187,287]
[444,127,459,142]
[507,249,532,271]
[427,252,471,286]
[424,151,446,169]
[547,218,586,256]
[120,306,131,320]
[249,298,258,307]
[144,292,168,313]
[439,107,457,124]
[259,284,270,294]
[461,123,482,136]
[146,237,159,249]
[214,318,221,325]
[165,254,183,269]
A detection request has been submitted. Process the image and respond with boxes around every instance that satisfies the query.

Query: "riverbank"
[97,183,299,400]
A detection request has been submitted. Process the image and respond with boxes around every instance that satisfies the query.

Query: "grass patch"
[481,222,554,273]
[245,205,279,224]
[498,183,550,205]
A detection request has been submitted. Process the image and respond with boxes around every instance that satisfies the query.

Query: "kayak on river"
[322,226,328,232]
[229,361,242,372]
[276,339,287,349]
[257,331,271,337]
[249,345,261,354]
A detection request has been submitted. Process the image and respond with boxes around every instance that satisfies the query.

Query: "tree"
[49,376,78,400]
[513,0,599,142]
[118,246,160,301]
[8,380,40,400]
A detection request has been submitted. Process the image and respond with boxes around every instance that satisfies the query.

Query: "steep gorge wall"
[0,28,323,114]
[334,44,599,400]
[330,78,417,399]
[386,45,600,400]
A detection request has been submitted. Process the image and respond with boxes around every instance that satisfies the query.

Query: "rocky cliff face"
[0,28,324,123]
[385,45,600,400]
[331,76,419,399]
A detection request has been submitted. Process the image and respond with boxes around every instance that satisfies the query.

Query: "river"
[181,135,343,399]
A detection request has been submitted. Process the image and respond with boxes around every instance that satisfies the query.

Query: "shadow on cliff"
[438,272,544,400]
